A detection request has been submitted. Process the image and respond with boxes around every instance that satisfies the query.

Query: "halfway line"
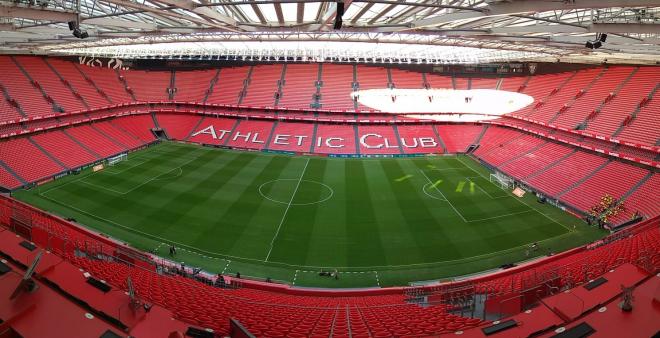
[265,158,310,261]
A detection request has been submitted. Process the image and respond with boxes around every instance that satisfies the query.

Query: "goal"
[490,172,514,189]
[107,153,128,166]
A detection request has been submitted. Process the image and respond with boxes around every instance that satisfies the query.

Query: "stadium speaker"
[72,28,82,38]
[600,33,607,42]
[68,21,77,30]
[80,31,89,39]
[585,41,594,49]
[593,41,602,49]
[334,2,344,30]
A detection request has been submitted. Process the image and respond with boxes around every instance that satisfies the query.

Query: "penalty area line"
[419,169,468,222]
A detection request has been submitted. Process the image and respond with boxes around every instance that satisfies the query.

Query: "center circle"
[259,179,334,206]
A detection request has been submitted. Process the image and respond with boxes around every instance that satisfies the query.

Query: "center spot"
[259,179,334,206]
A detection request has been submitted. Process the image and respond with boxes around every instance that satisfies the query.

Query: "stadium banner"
[262,149,295,156]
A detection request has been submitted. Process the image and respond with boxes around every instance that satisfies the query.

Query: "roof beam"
[0,4,77,22]
[592,23,660,34]
[151,0,237,26]
[350,3,373,24]
[367,3,397,25]
[297,2,304,24]
[250,3,267,24]
[274,2,284,25]
[408,0,659,29]
[83,17,158,30]
[98,0,236,30]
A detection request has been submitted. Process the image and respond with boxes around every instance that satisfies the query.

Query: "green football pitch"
[14,142,604,288]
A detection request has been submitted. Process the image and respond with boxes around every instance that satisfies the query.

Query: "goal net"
[107,153,128,166]
[490,173,513,189]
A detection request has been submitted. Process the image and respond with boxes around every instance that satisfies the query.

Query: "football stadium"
[0,1,658,337]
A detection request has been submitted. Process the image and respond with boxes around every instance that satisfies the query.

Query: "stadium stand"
[0,56,55,117]
[242,64,282,107]
[45,59,111,109]
[76,64,134,104]
[173,69,218,103]
[15,56,87,113]
[435,124,484,153]
[31,131,99,168]
[397,125,445,154]
[120,69,170,102]
[266,121,315,153]
[320,64,358,111]
[0,195,657,337]
[524,151,609,197]
[357,125,401,155]
[65,124,126,157]
[278,64,319,109]
[561,161,649,212]
[157,113,203,140]
[226,119,274,150]
[0,137,64,182]
[205,66,249,106]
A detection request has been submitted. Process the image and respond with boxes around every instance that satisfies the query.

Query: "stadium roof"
[1,0,660,64]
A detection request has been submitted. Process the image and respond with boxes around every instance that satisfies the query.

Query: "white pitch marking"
[419,169,467,222]
[265,158,310,261]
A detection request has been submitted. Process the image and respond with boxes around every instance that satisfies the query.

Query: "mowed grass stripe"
[12,143,605,287]
[301,159,350,267]
[378,158,460,264]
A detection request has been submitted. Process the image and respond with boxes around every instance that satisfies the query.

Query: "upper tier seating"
[46,59,111,109]
[552,67,633,129]
[512,71,574,117]
[470,78,498,89]
[319,64,356,110]
[526,68,601,123]
[77,65,133,104]
[586,67,659,136]
[356,66,389,111]
[15,56,86,113]
[278,64,318,109]
[173,69,217,103]
[425,73,453,89]
[206,67,249,105]
[242,65,282,107]
[616,91,659,145]
[389,68,423,88]
[120,69,170,102]
[0,56,54,117]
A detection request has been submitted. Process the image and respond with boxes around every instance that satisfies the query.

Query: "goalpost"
[489,172,514,190]
[107,153,128,166]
